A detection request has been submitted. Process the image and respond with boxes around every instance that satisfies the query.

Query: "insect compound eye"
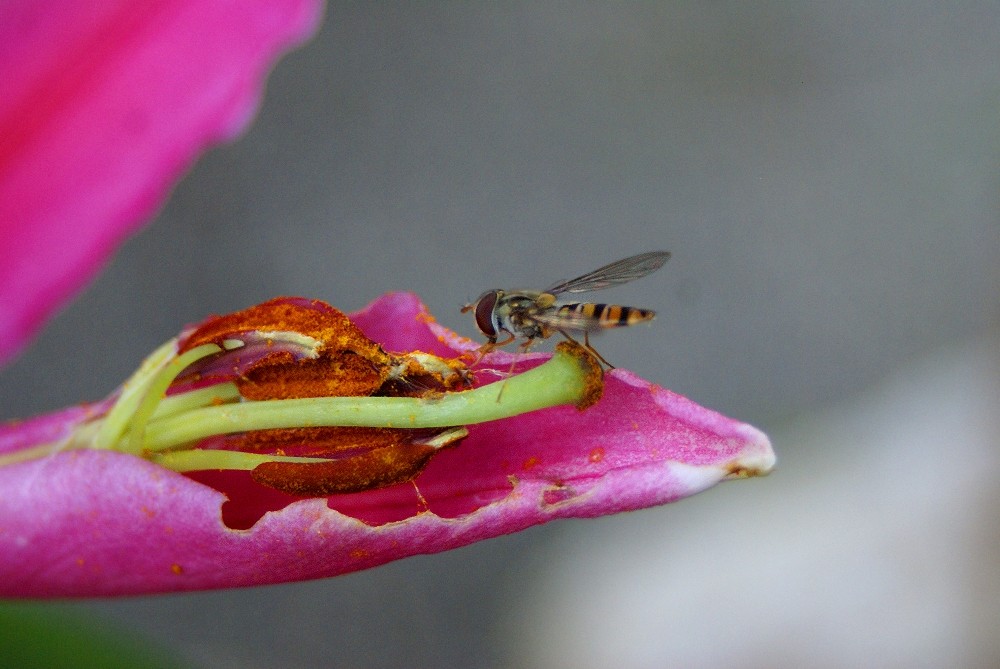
[473,291,499,340]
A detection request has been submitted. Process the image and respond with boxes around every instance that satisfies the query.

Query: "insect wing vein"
[544,250,671,295]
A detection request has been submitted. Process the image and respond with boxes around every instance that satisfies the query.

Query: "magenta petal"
[0,293,773,597]
[0,0,323,364]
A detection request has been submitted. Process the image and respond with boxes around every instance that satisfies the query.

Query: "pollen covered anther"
[161,298,477,494]
[175,297,394,398]
[250,427,468,495]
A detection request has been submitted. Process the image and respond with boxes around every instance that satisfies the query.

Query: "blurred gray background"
[2,3,998,668]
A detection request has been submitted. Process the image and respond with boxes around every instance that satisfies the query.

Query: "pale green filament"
[151,383,241,421]
[149,426,470,472]
[150,449,330,472]
[92,338,177,450]
[123,343,222,455]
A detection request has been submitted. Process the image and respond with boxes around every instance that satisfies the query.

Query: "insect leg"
[494,331,517,348]
[559,329,616,369]
[464,330,517,367]
[494,336,538,402]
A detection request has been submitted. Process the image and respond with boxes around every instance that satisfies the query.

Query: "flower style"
[0,293,774,597]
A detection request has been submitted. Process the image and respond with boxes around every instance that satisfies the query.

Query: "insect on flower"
[462,250,671,367]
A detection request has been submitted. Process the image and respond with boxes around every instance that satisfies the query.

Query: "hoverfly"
[461,250,670,367]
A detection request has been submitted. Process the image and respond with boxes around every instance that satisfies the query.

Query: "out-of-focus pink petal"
[0,403,109,456]
[0,293,773,597]
[0,0,323,364]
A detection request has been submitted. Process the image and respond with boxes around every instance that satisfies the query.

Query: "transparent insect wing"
[530,309,608,332]
[544,251,671,295]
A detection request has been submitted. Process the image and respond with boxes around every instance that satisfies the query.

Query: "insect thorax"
[499,292,549,339]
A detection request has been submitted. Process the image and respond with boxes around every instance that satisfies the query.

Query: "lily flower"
[0,2,774,599]
[0,293,774,597]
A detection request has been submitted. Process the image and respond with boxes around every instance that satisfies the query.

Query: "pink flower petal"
[0,293,773,597]
[0,0,323,364]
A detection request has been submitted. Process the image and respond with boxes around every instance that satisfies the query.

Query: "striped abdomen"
[556,303,656,330]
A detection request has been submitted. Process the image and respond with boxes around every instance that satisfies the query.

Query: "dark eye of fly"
[474,291,499,341]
